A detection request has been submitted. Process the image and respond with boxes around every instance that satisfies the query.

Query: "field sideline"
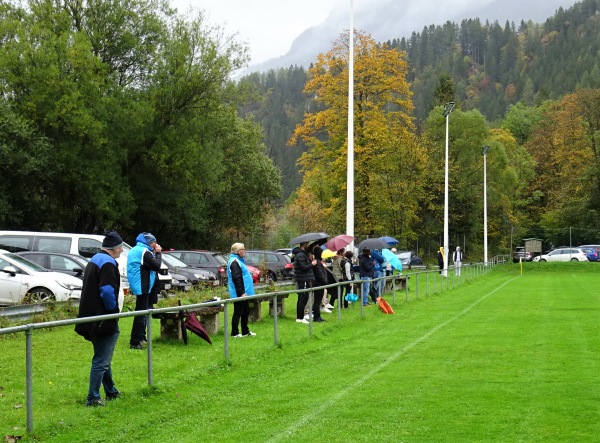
[1,264,599,442]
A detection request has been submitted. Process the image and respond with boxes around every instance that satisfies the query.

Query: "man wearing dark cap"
[75,230,124,407]
[127,232,163,349]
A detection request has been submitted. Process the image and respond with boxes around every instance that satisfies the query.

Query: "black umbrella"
[357,238,390,250]
[184,311,213,345]
[289,232,329,245]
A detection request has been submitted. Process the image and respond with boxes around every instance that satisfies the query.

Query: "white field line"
[267,276,520,443]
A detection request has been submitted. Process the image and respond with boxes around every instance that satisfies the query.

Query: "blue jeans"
[87,328,120,403]
[374,270,384,298]
[361,277,371,305]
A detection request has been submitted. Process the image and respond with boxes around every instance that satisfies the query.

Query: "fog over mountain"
[246,0,579,73]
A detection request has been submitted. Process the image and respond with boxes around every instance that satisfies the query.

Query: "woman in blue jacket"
[227,243,256,338]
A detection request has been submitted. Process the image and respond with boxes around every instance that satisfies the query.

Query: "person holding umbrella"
[359,248,375,306]
[227,243,256,338]
[291,241,316,323]
[310,246,328,322]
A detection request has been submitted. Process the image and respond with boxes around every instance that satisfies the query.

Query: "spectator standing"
[371,249,385,299]
[75,231,124,407]
[227,243,256,337]
[336,250,354,308]
[292,242,316,324]
[311,246,328,322]
[127,232,162,350]
[359,248,375,306]
[453,246,463,276]
[437,246,444,274]
[329,248,345,308]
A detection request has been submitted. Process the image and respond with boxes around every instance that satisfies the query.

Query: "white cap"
[391,248,397,253]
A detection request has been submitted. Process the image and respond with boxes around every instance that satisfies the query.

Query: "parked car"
[513,246,533,262]
[161,253,220,287]
[242,250,294,282]
[16,251,88,279]
[580,247,599,262]
[537,247,589,262]
[170,272,192,292]
[579,245,600,262]
[274,248,292,257]
[0,230,172,292]
[0,249,82,305]
[165,250,228,283]
[395,250,423,268]
[246,264,261,285]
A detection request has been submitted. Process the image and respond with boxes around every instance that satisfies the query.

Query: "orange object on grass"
[377,297,394,314]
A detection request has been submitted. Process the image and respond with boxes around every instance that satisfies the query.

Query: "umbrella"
[321,249,336,259]
[289,232,329,245]
[382,248,403,271]
[379,236,399,245]
[357,238,389,251]
[178,301,188,344]
[184,311,213,345]
[324,234,355,252]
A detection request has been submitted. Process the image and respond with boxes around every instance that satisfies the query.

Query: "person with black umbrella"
[291,241,316,324]
[310,246,328,323]
[359,248,375,306]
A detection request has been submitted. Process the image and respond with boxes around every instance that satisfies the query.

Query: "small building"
[523,238,543,257]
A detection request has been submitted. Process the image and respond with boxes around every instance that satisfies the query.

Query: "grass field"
[1,263,599,442]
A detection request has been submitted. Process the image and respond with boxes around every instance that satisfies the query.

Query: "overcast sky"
[173,0,344,65]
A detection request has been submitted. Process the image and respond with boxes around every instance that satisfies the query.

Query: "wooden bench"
[152,305,223,341]
[386,274,409,291]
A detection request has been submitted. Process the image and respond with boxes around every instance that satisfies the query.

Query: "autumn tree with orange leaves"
[289,30,426,239]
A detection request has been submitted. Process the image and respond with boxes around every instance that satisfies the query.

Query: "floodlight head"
[442,102,455,117]
[482,145,491,155]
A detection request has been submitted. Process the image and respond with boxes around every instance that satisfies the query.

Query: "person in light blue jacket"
[227,243,256,338]
[127,232,162,349]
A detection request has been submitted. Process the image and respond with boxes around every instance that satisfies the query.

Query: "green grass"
[1,263,599,442]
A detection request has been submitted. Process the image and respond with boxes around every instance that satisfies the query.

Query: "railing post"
[224,302,229,360]
[272,294,279,346]
[415,273,419,299]
[26,327,33,434]
[147,312,153,386]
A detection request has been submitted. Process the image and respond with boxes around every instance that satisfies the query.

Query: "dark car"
[513,246,533,263]
[16,251,88,278]
[165,250,228,283]
[579,245,600,262]
[161,253,220,287]
[243,250,294,282]
[395,250,423,268]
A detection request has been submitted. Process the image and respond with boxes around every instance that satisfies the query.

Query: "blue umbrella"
[379,236,399,245]
[382,248,402,271]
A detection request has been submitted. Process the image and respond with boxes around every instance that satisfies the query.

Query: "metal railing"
[0,261,497,433]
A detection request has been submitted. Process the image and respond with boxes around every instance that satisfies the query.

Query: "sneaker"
[304,314,310,320]
[296,318,309,324]
[242,331,257,337]
[233,333,243,338]
[106,391,121,401]
[325,303,335,309]
[362,303,371,306]
[130,343,145,350]
[86,398,106,407]
[314,317,326,323]
[320,307,332,313]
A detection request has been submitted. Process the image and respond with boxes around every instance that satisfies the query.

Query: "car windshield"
[5,253,49,273]
[212,253,228,265]
[162,253,189,268]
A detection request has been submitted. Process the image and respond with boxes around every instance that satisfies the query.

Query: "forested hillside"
[239,0,600,255]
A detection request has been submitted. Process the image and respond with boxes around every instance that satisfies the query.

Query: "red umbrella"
[324,234,355,252]
[184,312,212,345]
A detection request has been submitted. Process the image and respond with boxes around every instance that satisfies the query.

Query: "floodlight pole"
[346,0,355,248]
[442,102,455,277]
[482,145,491,265]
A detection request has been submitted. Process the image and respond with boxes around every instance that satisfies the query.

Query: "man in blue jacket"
[127,232,162,349]
[75,231,123,407]
[227,243,256,338]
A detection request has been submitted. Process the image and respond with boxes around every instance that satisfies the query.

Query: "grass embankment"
[1,263,599,442]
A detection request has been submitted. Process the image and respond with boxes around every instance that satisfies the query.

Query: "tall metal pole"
[442,102,455,277]
[482,145,491,265]
[346,0,354,243]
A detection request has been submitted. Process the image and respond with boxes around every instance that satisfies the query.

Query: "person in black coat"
[311,246,328,322]
[75,231,124,407]
[359,248,375,306]
[292,242,316,324]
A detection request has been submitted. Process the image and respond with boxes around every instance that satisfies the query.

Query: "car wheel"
[540,259,547,262]
[26,287,55,303]
[266,271,277,283]
[570,258,579,261]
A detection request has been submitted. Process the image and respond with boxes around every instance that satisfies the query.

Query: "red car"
[246,264,261,284]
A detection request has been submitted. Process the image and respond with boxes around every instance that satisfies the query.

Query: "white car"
[538,247,589,262]
[0,249,82,305]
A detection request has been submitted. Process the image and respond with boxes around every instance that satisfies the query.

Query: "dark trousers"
[130,293,150,346]
[231,299,250,336]
[88,328,120,403]
[296,281,311,319]
[313,288,324,319]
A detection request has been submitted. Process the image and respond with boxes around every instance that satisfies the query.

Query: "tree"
[289,30,418,239]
